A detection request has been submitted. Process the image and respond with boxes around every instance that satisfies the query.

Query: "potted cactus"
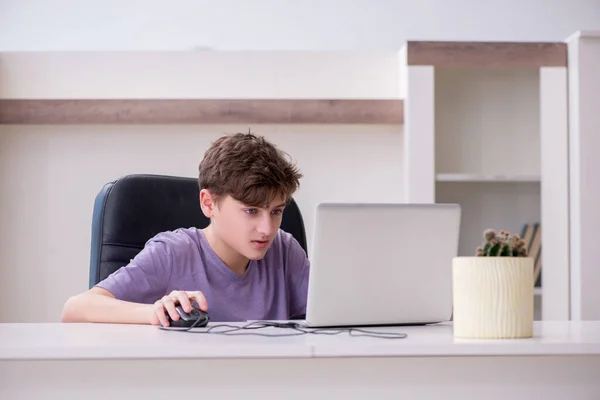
[452,229,534,339]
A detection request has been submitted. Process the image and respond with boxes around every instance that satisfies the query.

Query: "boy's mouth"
[251,240,269,249]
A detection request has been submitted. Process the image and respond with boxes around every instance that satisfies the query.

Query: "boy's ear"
[199,189,217,218]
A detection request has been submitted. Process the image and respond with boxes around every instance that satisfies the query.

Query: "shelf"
[436,181,540,258]
[0,99,405,125]
[436,174,540,183]
[406,41,567,68]
[434,67,540,176]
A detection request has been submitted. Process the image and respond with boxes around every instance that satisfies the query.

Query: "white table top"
[2,321,600,361]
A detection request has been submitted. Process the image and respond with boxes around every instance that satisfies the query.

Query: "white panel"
[568,37,583,321]
[2,356,600,399]
[0,52,400,99]
[567,34,600,321]
[436,174,540,183]
[539,67,570,320]
[400,54,434,203]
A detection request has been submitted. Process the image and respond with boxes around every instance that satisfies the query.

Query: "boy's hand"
[151,290,208,327]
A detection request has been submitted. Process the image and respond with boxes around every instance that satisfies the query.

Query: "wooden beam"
[0,99,404,124]
[406,41,567,68]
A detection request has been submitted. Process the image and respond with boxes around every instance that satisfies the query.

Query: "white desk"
[1,321,600,399]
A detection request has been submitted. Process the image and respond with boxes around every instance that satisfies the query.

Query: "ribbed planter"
[452,257,534,339]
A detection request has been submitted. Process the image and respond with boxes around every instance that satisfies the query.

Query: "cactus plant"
[475,229,528,257]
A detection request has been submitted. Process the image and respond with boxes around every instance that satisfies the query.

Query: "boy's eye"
[244,208,284,216]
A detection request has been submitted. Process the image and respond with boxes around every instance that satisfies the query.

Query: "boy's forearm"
[61,292,153,324]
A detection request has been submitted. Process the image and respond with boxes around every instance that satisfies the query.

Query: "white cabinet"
[400,41,569,321]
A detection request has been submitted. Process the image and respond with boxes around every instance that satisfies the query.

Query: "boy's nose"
[257,215,275,236]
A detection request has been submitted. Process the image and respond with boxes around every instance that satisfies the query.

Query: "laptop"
[298,202,461,328]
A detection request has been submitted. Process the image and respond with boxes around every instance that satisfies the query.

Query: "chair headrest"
[97,174,209,247]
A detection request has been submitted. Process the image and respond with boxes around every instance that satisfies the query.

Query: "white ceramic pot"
[452,257,534,339]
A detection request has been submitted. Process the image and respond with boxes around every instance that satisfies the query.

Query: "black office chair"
[88,174,307,289]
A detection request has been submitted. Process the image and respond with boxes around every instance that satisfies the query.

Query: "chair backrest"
[89,174,307,288]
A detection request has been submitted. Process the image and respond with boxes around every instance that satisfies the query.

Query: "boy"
[61,132,310,327]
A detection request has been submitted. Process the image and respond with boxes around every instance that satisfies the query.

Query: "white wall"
[1,0,599,51]
[0,124,403,323]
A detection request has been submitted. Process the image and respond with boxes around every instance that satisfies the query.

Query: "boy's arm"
[61,287,155,324]
[61,234,175,324]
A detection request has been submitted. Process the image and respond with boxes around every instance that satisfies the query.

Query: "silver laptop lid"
[305,203,461,327]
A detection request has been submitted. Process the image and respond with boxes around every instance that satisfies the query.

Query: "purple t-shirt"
[96,227,310,322]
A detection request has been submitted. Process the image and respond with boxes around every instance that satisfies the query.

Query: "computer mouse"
[166,305,210,328]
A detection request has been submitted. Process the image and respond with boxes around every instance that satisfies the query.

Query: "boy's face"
[200,190,287,260]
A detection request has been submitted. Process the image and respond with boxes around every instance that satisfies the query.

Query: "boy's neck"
[202,226,250,276]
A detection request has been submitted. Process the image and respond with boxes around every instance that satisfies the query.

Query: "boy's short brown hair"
[198,132,303,207]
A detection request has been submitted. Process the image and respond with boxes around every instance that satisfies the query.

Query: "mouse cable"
[159,320,407,339]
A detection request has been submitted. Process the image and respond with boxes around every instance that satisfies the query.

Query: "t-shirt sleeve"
[95,234,175,304]
[285,235,310,319]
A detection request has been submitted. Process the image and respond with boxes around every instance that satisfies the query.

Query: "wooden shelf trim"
[0,99,404,125]
[406,41,567,68]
